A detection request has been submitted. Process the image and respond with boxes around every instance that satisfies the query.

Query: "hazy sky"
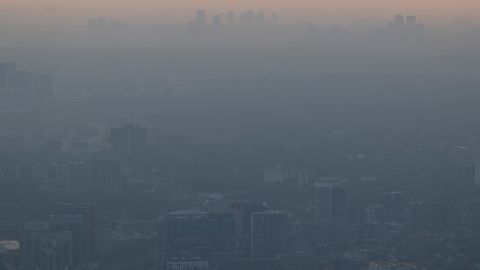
[2,0,480,23]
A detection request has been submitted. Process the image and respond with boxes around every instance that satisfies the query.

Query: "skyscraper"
[230,201,267,257]
[227,11,236,26]
[313,182,346,222]
[212,14,222,28]
[394,14,405,25]
[196,9,207,25]
[89,160,124,196]
[110,124,147,161]
[22,230,73,270]
[94,219,111,257]
[271,13,279,25]
[158,210,235,270]
[65,162,88,195]
[388,14,425,41]
[64,160,123,196]
[0,62,53,106]
[49,204,96,264]
[38,232,73,270]
[256,11,266,25]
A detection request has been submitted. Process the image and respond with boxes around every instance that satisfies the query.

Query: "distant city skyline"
[1,0,480,24]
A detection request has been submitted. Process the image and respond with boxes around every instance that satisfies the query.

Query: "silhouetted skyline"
[1,1,480,270]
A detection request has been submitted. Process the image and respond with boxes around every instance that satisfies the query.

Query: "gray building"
[313,182,346,222]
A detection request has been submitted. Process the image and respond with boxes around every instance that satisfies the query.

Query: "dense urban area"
[1,7,480,270]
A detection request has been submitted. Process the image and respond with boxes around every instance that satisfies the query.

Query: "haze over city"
[0,1,480,270]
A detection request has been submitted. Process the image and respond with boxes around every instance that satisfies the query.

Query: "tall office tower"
[212,15,222,28]
[271,13,279,25]
[34,74,53,104]
[230,201,267,257]
[158,210,235,270]
[21,222,50,269]
[196,9,207,24]
[65,162,88,195]
[64,160,123,196]
[88,18,110,32]
[256,11,265,25]
[313,182,346,222]
[250,211,287,258]
[89,160,123,196]
[49,204,96,264]
[394,14,405,25]
[37,232,74,270]
[97,17,107,32]
[94,219,111,257]
[227,11,235,26]
[22,230,73,270]
[110,124,147,161]
[406,15,417,24]
[475,159,480,187]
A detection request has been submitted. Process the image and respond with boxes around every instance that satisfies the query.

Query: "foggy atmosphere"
[1,0,480,270]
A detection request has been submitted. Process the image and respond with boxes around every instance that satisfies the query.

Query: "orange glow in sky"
[2,0,480,22]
